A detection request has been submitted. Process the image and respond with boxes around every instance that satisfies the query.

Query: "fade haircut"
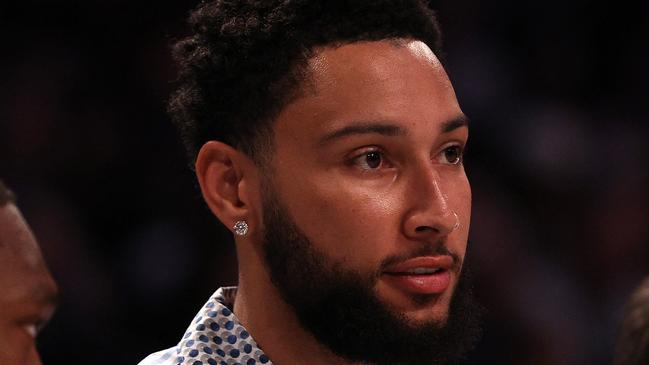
[0,180,15,207]
[169,0,443,167]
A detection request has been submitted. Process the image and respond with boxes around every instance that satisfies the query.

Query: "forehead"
[308,39,444,85]
[275,39,460,141]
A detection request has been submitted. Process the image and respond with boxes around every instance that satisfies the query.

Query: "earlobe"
[195,141,254,233]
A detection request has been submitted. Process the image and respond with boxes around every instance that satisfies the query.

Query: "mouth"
[382,256,454,295]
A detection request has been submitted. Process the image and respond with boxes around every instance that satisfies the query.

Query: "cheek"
[443,167,471,212]
[278,174,403,266]
[274,164,471,267]
[449,175,471,258]
[456,176,472,221]
[0,325,35,364]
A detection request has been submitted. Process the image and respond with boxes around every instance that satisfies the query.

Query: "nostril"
[415,226,435,233]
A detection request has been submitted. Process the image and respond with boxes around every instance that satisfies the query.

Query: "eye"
[440,145,464,165]
[23,323,37,338]
[351,150,387,170]
[364,152,382,168]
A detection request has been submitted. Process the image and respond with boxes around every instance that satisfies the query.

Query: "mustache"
[377,239,462,275]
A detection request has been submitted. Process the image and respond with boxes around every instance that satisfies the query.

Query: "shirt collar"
[173,287,272,365]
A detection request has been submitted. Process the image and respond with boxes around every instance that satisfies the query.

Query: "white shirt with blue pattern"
[138,287,272,365]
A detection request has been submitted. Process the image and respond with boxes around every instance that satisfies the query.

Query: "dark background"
[1,1,647,364]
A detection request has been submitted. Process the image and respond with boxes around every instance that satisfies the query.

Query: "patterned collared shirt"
[138,287,272,365]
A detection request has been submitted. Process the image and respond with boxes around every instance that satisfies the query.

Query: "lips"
[382,256,454,295]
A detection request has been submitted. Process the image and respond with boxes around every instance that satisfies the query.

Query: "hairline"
[243,36,443,169]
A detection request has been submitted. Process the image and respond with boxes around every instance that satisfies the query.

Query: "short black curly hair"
[170,0,443,167]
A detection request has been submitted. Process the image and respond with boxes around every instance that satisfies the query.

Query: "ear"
[195,141,259,236]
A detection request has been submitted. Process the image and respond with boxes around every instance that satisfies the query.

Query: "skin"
[0,203,58,365]
[196,39,470,364]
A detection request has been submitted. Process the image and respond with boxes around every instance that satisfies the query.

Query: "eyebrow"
[318,114,470,146]
[318,122,406,146]
[441,114,470,133]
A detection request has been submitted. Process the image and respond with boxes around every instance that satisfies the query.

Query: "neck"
[233,241,362,365]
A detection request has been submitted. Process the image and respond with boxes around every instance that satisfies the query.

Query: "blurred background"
[1,1,647,364]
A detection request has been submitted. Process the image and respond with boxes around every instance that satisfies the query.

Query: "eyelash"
[349,144,465,172]
[23,323,38,338]
[439,144,465,165]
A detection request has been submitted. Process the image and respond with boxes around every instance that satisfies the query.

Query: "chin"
[378,284,453,325]
[404,301,451,325]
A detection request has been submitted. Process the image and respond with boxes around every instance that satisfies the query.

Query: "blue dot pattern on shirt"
[174,287,272,365]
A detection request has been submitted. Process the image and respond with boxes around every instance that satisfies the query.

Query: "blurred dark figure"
[0,180,58,364]
[615,276,649,365]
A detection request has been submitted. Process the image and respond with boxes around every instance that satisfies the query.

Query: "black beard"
[262,190,482,365]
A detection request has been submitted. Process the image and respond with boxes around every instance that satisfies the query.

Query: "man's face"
[0,204,57,365]
[260,39,475,362]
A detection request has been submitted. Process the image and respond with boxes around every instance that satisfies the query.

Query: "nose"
[402,167,458,240]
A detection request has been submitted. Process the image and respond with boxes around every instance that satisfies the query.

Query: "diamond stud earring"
[233,220,249,236]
